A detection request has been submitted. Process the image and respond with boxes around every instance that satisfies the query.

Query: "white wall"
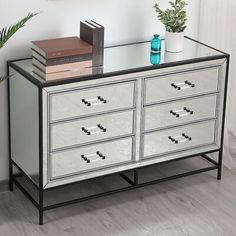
[0,0,201,181]
[199,0,236,168]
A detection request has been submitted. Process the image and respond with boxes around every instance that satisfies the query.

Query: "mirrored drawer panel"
[50,137,133,180]
[50,81,135,122]
[51,110,134,151]
[144,94,217,131]
[143,120,216,159]
[145,67,219,105]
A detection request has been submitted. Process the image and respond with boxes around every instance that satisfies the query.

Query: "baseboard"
[0,180,9,193]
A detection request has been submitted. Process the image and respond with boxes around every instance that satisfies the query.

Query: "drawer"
[144,95,217,131]
[143,120,216,159]
[50,138,133,179]
[145,67,219,105]
[51,110,134,150]
[50,82,135,122]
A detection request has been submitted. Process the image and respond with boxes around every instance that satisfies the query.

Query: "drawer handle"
[81,96,107,107]
[81,124,107,135]
[170,107,194,118]
[168,133,192,144]
[171,80,195,91]
[81,151,106,163]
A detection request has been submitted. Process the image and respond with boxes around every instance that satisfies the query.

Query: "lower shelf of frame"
[11,152,221,225]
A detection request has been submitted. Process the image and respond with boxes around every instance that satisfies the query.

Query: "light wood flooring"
[1,157,236,236]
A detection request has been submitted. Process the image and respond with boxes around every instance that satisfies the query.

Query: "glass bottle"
[150,52,161,65]
[151,34,161,52]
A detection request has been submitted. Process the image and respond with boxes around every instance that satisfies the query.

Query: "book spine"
[92,28,99,67]
[80,21,100,67]
[32,40,92,60]
[97,26,104,67]
[89,20,104,66]
[45,47,92,59]
[80,22,93,45]
[32,49,93,66]
[33,65,93,80]
[33,59,92,74]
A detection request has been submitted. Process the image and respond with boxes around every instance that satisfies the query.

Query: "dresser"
[8,37,229,225]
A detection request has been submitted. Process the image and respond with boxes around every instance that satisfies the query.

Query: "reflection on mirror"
[12,37,224,84]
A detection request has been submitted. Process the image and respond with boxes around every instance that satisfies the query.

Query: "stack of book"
[32,36,93,80]
[32,20,104,80]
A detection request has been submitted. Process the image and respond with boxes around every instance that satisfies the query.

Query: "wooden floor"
[1,158,236,236]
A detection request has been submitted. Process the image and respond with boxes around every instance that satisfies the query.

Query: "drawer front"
[51,110,134,150]
[50,138,133,179]
[145,67,219,105]
[144,95,217,131]
[50,82,135,122]
[143,120,216,159]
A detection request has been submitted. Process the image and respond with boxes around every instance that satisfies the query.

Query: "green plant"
[154,0,187,33]
[0,13,38,83]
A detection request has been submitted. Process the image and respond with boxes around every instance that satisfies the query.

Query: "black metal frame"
[10,152,222,225]
[7,37,230,225]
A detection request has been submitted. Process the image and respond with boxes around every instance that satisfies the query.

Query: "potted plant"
[0,13,37,83]
[154,0,187,52]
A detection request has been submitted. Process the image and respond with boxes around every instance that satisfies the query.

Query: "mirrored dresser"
[8,37,230,225]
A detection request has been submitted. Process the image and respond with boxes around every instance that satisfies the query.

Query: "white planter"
[164,51,183,63]
[165,31,184,53]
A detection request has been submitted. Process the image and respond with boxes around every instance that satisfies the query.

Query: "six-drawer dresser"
[8,37,230,224]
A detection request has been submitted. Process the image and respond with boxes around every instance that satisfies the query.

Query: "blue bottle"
[151,34,161,52]
[150,52,161,65]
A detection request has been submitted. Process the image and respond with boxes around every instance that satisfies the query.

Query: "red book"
[32,36,92,59]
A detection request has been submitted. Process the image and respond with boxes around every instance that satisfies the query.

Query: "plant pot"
[165,31,184,53]
[164,51,183,63]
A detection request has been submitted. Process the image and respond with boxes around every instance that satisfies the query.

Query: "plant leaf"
[0,13,38,49]
[153,0,187,33]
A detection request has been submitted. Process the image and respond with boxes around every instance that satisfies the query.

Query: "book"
[33,65,93,80]
[80,22,99,66]
[32,58,92,74]
[32,49,92,66]
[32,36,92,59]
[90,20,104,66]
[80,21,104,67]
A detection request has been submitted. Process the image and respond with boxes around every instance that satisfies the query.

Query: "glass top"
[12,37,225,85]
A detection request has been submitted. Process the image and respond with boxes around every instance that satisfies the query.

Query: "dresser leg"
[9,161,14,192]
[39,209,44,225]
[134,170,139,185]
[217,150,223,180]
[217,167,222,180]
[39,189,44,225]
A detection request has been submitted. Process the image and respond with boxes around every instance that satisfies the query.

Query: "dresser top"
[9,37,228,87]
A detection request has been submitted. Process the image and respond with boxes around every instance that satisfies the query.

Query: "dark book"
[32,36,92,59]
[80,21,104,67]
[90,20,104,66]
[32,49,92,66]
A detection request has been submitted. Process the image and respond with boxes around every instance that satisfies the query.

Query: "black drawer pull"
[168,133,192,144]
[170,107,194,118]
[81,96,107,107]
[81,124,107,135]
[81,151,106,163]
[171,80,195,91]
